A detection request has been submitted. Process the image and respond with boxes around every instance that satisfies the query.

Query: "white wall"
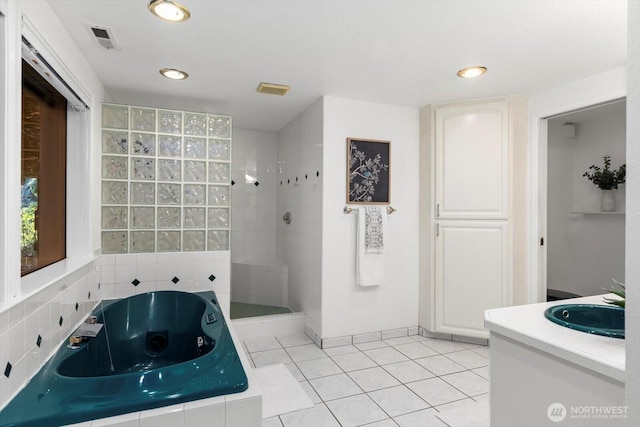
[276,99,323,333]
[0,0,104,409]
[625,0,640,422]
[274,95,420,340]
[321,96,419,339]
[547,111,626,297]
[231,128,278,266]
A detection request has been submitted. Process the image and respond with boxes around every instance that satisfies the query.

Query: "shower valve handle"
[282,212,291,225]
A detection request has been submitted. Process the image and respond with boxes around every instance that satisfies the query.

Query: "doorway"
[543,100,626,301]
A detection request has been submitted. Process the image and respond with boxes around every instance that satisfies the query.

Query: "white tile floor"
[243,334,490,427]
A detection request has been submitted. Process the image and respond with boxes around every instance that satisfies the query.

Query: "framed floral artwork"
[347,138,390,204]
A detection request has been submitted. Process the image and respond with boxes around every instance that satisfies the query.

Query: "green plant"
[583,155,626,190]
[602,279,625,308]
[21,203,37,257]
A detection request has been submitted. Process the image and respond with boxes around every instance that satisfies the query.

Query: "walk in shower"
[230,128,291,319]
[230,101,323,328]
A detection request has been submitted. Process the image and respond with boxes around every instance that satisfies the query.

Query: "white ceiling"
[48,0,628,132]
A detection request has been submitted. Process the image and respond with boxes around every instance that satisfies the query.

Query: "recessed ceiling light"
[457,66,488,78]
[148,0,191,22]
[159,68,189,80]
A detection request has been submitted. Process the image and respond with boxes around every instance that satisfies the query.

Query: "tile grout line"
[246,334,490,425]
[300,343,429,425]
[302,346,476,420]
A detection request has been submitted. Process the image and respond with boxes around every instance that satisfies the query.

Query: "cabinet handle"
[436,204,440,217]
[436,223,440,237]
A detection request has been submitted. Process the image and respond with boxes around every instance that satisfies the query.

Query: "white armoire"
[420,98,527,339]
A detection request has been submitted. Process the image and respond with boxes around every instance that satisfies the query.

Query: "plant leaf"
[603,297,625,308]
[601,278,625,308]
[605,288,626,299]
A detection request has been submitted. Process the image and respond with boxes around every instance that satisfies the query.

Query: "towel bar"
[343,206,396,215]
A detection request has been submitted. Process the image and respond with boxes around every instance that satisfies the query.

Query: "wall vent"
[89,25,119,50]
[257,82,290,96]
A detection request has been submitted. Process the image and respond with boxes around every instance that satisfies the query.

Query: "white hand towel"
[356,206,386,286]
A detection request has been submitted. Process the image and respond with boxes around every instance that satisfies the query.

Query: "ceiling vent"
[89,25,119,50]
[257,82,290,96]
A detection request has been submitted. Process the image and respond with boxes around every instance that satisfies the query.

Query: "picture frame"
[347,138,390,204]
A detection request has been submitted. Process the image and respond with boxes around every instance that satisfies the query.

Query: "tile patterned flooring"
[242,334,490,427]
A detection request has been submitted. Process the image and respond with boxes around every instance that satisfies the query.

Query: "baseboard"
[419,326,489,346]
[314,326,421,349]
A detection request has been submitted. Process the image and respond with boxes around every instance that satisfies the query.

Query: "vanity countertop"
[484,295,625,382]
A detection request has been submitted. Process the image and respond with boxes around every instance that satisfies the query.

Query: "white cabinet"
[435,102,509,219]
[433,100,512,338]
[435,221,509,335]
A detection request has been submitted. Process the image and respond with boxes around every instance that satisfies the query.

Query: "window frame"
[1,9,94,306]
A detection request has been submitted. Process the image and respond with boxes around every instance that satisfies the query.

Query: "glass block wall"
[101,104,231,253]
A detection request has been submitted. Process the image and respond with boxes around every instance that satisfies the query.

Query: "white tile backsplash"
[114,265,137,284]
[115,253,137,265]
[101,254,116,266]
[99,251,231,313]
[0,260,100,410]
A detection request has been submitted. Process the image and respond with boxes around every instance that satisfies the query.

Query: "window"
[21,59,67,275]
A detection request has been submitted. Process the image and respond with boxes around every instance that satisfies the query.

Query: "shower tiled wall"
[230,129,278,265]
[101,104,232,253]
[276,99,323,326]
[231,262,287,307]
[230,129,289,307]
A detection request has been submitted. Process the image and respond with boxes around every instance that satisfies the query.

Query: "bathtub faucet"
[69,335,83,346]
[68,332,98,349]
[67,335,90,349]
[67,317,104,349]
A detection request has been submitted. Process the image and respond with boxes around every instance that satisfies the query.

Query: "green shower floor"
[230,301,293,319]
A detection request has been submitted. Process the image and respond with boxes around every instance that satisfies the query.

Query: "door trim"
[528,71,626,303]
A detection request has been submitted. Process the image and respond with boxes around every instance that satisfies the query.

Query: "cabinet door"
[435,101,509,219]
[435,221,509,338]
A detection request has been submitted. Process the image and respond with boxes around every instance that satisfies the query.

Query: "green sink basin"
[544,304,625,339]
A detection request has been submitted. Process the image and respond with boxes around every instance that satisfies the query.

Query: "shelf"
[570,212,625,216]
